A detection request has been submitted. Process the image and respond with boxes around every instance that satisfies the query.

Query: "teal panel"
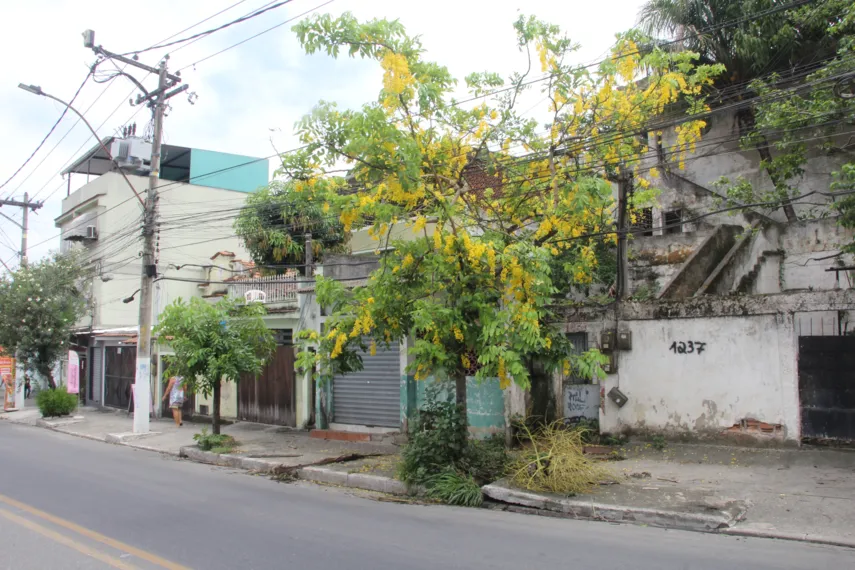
[189,149,268,193]
[409,375,505,438]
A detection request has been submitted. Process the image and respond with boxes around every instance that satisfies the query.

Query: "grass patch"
[425,468,484,507]
[194,427,237,453]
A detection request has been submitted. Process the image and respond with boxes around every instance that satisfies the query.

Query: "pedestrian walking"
[162,375,187,426]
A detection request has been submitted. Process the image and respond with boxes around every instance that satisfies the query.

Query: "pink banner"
[67,351,79,394]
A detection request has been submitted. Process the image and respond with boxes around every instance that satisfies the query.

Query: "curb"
[482,482,746,533]
[722,527,855,549]
[178,447,420,496]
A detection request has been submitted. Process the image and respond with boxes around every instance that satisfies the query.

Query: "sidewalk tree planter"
[35,386,78,417]
[0,251,90,389]
[288,13,722,414]
[155,297,275,434]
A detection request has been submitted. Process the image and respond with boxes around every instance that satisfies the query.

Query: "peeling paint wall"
[560,291,855,442]
[404,375,505,438]
[597,314,799,441]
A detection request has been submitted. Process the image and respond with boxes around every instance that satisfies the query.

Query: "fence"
[226,271,299,305]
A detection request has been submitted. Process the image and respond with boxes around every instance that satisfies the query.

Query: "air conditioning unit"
[85,225,97,240]
[110,137,152,172]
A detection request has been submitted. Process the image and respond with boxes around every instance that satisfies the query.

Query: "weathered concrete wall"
[629,231,709,296]
[560,290,855,442]
[598,314,798,440]
[322,254,380,281]
[658,225,741,299]
[778,218,855,291]
[404,375,505,438]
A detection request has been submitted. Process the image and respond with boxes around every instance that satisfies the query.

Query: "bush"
[36,386,78,417]
[194,428,237,452]
[462,435,510,484]
[398,383,469,485]
[510,421,613,495]
[425,467,483,507]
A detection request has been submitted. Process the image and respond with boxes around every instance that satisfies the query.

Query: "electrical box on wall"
[600,329,616,352]
[617,330,632,350]
[602,352,618,374]
[608,387,628,408]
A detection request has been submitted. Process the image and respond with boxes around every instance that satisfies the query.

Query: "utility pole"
[0,193,42,266]
[83,30,190,433]
[0,193,41,410]
[304,233,313,276]
[615,171,632,300]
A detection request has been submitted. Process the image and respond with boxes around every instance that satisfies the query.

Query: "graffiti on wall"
[669,340,707,355]
[564,384,599,421]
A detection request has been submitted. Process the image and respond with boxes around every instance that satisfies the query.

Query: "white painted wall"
[598,314,799,440]
[57,172,252,329]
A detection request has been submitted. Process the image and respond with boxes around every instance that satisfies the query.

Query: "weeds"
[194,427,237,453]
[425,468,484,507]
[651,435,667,451]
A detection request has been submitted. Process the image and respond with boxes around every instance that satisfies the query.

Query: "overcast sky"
[0,0,645,270]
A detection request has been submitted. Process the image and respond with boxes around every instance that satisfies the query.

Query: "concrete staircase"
[657,225,743,300]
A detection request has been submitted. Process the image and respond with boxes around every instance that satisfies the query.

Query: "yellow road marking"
[0,493,191,570]
[0,507,138,570]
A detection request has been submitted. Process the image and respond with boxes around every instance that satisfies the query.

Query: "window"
[631,207,654,237]
[664,209,683,235]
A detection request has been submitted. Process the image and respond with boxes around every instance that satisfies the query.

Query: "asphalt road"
[0,423,852,570]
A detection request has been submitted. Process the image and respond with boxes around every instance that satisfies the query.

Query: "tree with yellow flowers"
[283,13,722,409]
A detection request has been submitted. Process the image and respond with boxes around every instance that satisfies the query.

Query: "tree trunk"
[754,140,798,222]
[453,370,467,413]
[36,361,56,390]
[212,379,221,435]
[737,108,798,222]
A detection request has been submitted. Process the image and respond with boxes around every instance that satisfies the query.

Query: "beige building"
[56,136,268,416]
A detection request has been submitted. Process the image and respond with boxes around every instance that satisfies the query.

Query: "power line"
[122,0,297,56]
[0,72,92,198]
[177,0,335,71]
[22,1,258,203]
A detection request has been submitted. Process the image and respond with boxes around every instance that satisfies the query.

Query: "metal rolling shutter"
[332,342,400,427]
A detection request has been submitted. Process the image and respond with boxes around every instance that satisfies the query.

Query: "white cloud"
[0,0,644,269]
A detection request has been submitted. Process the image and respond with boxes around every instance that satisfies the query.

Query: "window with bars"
[631,207,654,237]
[664,209,683,235]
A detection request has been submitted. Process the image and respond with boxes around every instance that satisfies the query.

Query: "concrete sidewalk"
[483,442,855,547]
[0,406,397,467]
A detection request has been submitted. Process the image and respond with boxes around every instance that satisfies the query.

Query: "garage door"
[333,342,400,427]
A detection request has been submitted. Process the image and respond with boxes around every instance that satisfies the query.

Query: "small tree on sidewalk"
[0,251,90,389]
[154,297,275,434]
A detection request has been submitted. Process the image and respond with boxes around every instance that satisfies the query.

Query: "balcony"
[226,271,299,306]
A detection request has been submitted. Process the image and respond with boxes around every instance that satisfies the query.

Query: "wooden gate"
[238,344,295,426]
[104,346,135,409]
[799,336,855,442]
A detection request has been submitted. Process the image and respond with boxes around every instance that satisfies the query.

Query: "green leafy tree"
[0,252,90,389]
[713,4,855,229]
[154,297,275,434]
[639,0,852,221]
[234,177,347,272]
[289,13,722,410]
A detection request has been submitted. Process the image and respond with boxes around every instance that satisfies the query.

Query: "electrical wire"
[0,72,93,198]
[177,0,335,72]
[122,0,297,56]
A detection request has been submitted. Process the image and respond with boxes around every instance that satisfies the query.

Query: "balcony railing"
[226,271,299,305]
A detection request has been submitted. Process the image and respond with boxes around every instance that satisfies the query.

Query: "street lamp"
[17,82,144,207]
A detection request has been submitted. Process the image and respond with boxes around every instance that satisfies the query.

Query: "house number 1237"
[669,341,706,355]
